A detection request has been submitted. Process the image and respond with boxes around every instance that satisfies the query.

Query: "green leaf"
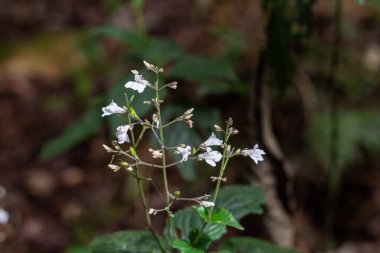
[89,26,145,48]
[188,228,211,249]
[171,185,265,243]
[168,55,237,95]
[215,184,265,219]
[172,240,204,253]
[309,109,380,173]
[39,103,103,161]
[90,230,167,253]
[219,237,299,253]
[172,208,204,240]
[193,206,244,230]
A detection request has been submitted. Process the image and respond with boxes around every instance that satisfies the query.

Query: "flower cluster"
[101,61,266,240]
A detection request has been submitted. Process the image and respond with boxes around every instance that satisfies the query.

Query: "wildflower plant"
[91,61,294,253]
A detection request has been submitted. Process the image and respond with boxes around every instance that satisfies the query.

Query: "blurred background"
[0,0,380,252]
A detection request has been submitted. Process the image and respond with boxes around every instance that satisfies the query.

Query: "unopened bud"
[214,125,223,132]
[103,144,114,152]
[184,108,194,116]
[186,120,193,128]
[184,114,193,120]
[167,81,178,89]
[226,117,233,126]
[108,164,121,172]
[120,161,129,167]
[174,190,180,198]
[143,60,155,71]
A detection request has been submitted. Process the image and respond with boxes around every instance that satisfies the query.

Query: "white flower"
[125,70,149,93]
[152,150,162,159]
[203,133,223,146]
[200,201,215,208]
[198,147,222,167]
[102,100,126,117]
[116,125,131,144]
[242,144,265,164]
[176,146,191,162]
[0,208,9,224]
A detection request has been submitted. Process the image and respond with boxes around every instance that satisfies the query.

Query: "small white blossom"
[0,208,9,224]
[176,146,191,162]
[242,144,265,164]
[102,101,126,117]
[200,201,215,208]
[148,208,157,215]
[203,133,223,147]
[125,70,149,93]
[116,125,131,144]
[150,149,163,159]
[198,147,222,167]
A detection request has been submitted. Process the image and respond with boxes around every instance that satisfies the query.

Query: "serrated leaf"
[215,185,265,219]
[172,240,204,253]
[193,206,244,230]
[219,237,299,253]
[171,185,264,244]
[39,103,103,161]
[90,230,167,253]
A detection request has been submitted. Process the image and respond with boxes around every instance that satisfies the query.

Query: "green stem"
[192,133,231,246]
[127,109,166,253]
[325,0,342,248]
[155,73,173,243]
[131,1,147,36]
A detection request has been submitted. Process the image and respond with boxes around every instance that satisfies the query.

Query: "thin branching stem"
[127,102,166,253]
[154,71,174,244]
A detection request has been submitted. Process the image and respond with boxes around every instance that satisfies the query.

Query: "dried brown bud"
[167,81,178,89]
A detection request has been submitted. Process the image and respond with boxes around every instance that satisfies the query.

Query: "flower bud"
[167,81,178,89]
[108,164,121,172]
[102,144,114,152]
[214,125,223,132]
[184,108,194,116]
